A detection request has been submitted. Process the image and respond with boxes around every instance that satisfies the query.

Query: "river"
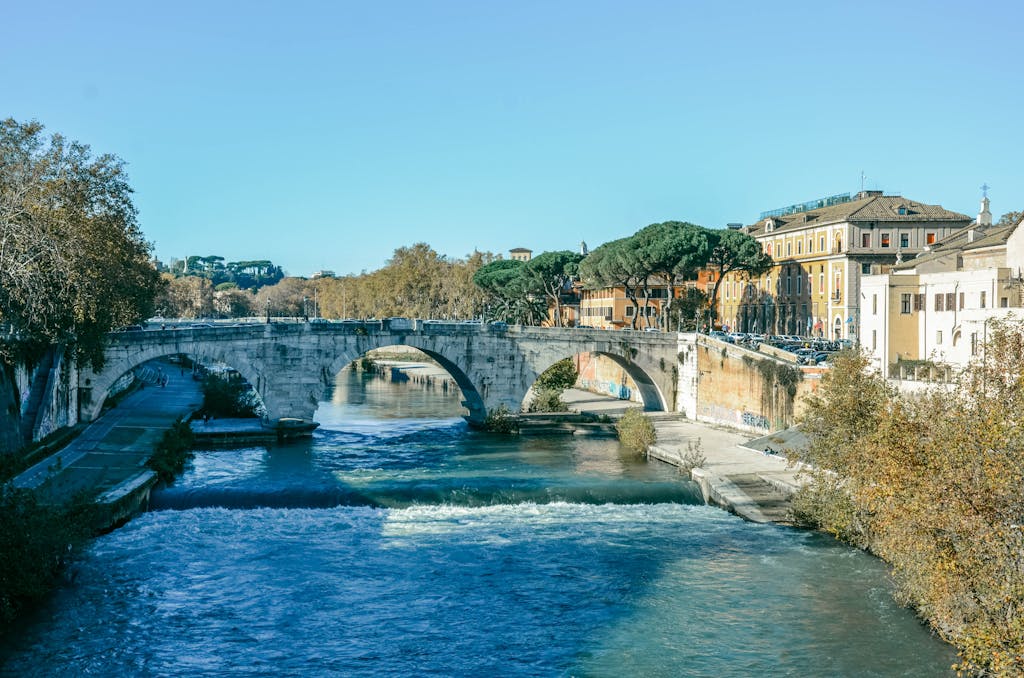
[0,368,955,676]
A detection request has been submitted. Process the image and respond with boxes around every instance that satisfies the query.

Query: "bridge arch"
[522,349,668,413]
[81,336,268,422]
[321,339,486,422]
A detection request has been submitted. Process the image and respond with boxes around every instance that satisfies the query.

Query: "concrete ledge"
[98,470,157,504]
[690,467,773,523]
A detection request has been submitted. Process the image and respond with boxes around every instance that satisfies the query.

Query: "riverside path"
[13,363,201,505]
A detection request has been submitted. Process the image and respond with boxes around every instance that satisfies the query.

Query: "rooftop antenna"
[860,171,866,192]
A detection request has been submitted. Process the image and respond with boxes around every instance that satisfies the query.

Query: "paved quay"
[562,389,803,524]
[13,363,202,505]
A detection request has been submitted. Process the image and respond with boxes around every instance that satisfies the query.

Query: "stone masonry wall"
[695,337,822,434]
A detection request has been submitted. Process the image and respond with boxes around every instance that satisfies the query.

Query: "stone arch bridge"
[80,321,682,427]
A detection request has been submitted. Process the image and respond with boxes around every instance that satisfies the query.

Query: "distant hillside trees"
[0,118,161,367]
[163,256,283,290]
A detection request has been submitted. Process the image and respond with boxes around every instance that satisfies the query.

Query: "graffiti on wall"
[574,352,643,403]
[697,403,771,431]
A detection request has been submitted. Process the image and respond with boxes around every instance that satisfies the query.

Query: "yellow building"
[579,281,672,329]
[719,191,972,339]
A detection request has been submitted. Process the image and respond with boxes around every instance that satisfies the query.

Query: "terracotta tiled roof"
[747,195,971,237]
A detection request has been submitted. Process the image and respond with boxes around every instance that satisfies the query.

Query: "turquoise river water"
[0,369,955,676]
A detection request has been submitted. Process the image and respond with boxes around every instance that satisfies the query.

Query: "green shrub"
[201,375,259,418]
[483,405,519,434]
[616,408,656,454]
[527,387,569,413]
[535,358,578,391]
[678,440,707,475]
[146,419,195,485]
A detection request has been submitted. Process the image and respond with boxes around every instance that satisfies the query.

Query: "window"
[914,293,925,311]
[981,291,987,308]
[786,275,792,295]
[872,329,877,350]
[900,233,909,248]
[766,243,772,256]
[881,233,891,248]
[935,294,944,312]
[797,241,802,254]
[862,233,871,247]
[807,238,813,253]
[797,273,803,295]
[926,232,936,245]
[959,292,964,310]
[862,263,872,274]
[625,306,634,317]
[819,236,825,251]
[786,243,791,256]
[936,330,943,345]
[819,273,824,294]
[872,294,878,315]
[1001,297,1009,308]
[945,292,955,310]
[901,293,912,314]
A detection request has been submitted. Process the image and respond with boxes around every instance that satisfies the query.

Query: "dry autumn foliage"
[791,318,1024,675]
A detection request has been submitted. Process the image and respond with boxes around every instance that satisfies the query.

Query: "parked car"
[709,330,733,343]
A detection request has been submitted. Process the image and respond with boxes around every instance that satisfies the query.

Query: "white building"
[860,193,1024,377]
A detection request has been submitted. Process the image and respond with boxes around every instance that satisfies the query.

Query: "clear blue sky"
[4,0,1022,277]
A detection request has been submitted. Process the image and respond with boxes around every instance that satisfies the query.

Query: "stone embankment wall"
[694,337,823,434]
[0,347,81,456]
[0,363,21,454]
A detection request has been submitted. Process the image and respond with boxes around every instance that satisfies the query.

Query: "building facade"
[860,197,1024,376]
[719,191,972,339]
[579,271,717,330]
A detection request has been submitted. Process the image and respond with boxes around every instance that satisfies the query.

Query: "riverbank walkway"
[560,389,803,524]
[13,362,202,504]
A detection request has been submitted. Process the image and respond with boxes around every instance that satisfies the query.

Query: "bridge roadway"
[82,320,683,429]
